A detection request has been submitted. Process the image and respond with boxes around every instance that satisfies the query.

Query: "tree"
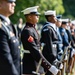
[10,0,65,23]
[63,0,75,19]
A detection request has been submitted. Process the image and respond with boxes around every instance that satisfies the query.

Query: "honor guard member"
[40,10,60,75]
[56,15,63,60]
[21,6,59,75]
[59,19,71,50]
[0,0,21,75]
[60,20,75,73]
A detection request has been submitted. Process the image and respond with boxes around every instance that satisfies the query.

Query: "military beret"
[21,6,40,15]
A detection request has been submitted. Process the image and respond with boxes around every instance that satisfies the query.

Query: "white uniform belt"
[23,50,30,54]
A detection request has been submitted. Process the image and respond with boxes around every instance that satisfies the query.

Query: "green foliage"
[63,0,75,19]
[10,0,65,24]
[39,0,65,22]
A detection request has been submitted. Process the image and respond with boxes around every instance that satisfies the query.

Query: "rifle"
[60,42,71,75]
[32,43,61,75]
[66,48,75,74]
[32,43,45,75]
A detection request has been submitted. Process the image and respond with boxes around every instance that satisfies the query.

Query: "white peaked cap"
[61,19,69,22]
[21,6,40,15]
[8,0,16,2]
[71,20,75,25]
[44,10,56,16]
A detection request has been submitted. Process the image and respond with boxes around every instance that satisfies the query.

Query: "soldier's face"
[0,0,16,17]
[29,14,39,24]
[56,21,62,27]
[48,15,57,23]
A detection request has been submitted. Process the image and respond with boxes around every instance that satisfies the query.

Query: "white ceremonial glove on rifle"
[49,65,59,75]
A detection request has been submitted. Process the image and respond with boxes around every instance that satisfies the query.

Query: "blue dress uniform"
[0,16,21,75]
[56,27,63,60]
[59,26,74,60]
[56,15,63,55]
[59,27,70,50]
[57,27,63,52]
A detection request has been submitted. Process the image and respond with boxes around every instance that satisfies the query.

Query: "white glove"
[71,48,75,57]
[64,55,67,61]
[49,65,59,75]
[57,51,63,60]
[59,63,63,69]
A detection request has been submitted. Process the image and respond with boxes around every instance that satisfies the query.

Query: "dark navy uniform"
[21,7,59,75]
[40,22,59,75]
[21,22,56,74]
[40,22,58,64]
[0,16,21,75]
[21,22,44,74]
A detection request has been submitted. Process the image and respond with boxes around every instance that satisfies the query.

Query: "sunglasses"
[8,1,15,3]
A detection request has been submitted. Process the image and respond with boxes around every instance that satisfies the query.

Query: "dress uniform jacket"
[0,16,21,75]
[21,22,44,74]
[21,22,53,74]
[59,27,71,50]
[40,22,58,64]
[59,27,70,50]
[71,30,75,43]
[56,27,63,53]
[66,29,75,48]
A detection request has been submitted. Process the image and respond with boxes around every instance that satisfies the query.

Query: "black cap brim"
[30,12,40,15]
[8,0,16,2]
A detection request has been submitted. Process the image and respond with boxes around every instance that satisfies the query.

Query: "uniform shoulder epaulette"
[0,19,10,39]
[0,19,6,30]
[43,28,49,32]
[42,24,49,32]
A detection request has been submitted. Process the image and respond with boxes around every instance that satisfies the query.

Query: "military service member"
[21,6,60,75]
[0,0,21,75]
[40,10,62,75]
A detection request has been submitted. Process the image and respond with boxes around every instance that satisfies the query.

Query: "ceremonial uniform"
[59,27,70,50]
[56,15,63,53]
[41,22,58,63]
[57,27,63,52]
[40,10,59,75]
[56,15,63,60]
[21,22,43,74]
[0,16,21,75]
[21,7,59,75]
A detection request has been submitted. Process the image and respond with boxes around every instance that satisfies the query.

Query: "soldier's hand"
[49,65,59,75]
